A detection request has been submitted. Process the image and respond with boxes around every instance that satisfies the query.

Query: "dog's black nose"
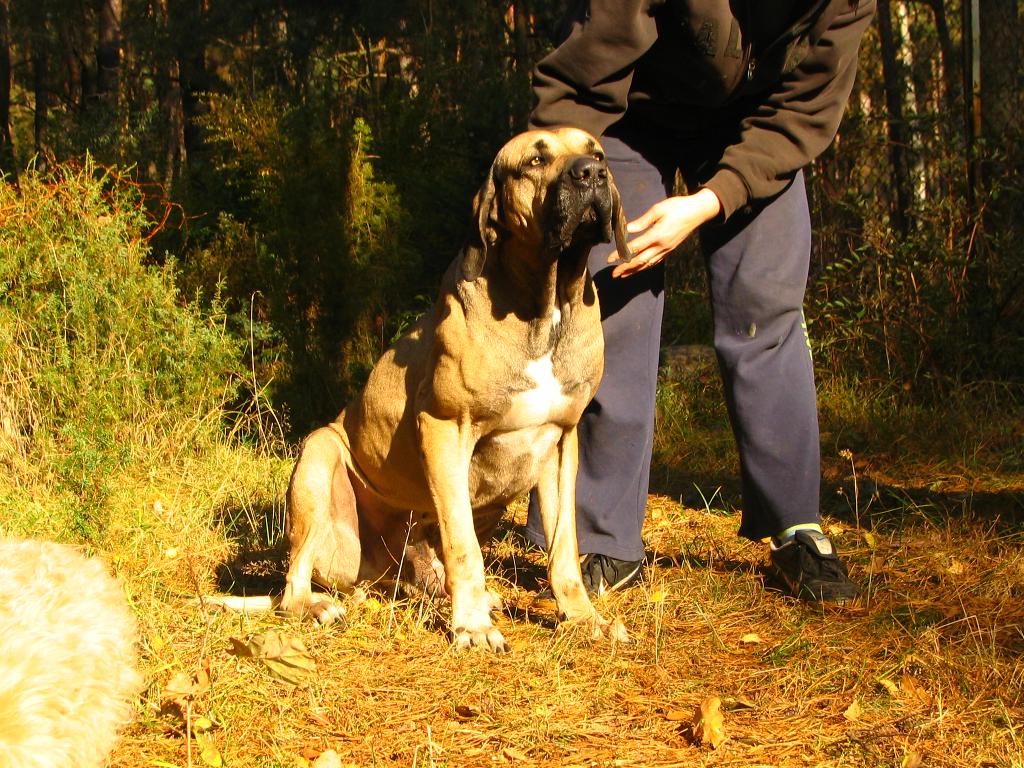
[568,156,608,187]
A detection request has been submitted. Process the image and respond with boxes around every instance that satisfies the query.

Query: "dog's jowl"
[282,128,634,652]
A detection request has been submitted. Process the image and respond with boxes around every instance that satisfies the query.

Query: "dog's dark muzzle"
[548,155,616,252]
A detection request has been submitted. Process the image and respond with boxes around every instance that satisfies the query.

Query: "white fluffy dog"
[0,539,143,768]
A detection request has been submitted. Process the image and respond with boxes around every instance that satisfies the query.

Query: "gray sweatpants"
[526,134,821,559]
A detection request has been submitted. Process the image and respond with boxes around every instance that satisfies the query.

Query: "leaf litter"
[113,493,1024,767]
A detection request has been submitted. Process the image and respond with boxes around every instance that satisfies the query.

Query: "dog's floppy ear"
[461,167,501,281]
[610,176,635,263]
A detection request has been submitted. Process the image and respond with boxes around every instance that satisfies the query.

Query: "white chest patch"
[506,354,570,428]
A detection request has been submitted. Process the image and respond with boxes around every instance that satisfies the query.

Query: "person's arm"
[705,0,877,221]
[614,0,876,279]
[529,0,659,137]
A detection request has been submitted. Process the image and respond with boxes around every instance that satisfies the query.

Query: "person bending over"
[525,0,875,602]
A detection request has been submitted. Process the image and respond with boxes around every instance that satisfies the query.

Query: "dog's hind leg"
[281,426,362,625]
[375,504,506,609]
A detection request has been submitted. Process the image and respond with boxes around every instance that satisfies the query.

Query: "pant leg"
[525,135,671,561]
[702,171,822,541]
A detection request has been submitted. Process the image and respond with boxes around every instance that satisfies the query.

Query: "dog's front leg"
[537,426,629,642]
[417,412,510,654]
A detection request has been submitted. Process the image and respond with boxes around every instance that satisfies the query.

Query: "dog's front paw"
[309,598,346,626]
[560,608,630,644]
[449,586,510,653]
[600,614,630,644]
[452,621,510,654]
[451,598,509,653]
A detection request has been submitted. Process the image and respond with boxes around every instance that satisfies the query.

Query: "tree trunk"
[154,0,185,187]
[875,0,911,235]
[59,20,85,113]
[979,0,1021,142]
[171,0,208,165]
[96,0,121,100]
[895,1,927,205]
[30,4,49,171]
[0,0,16,183]
[511,1,530,74]
[973,0,1022,361]
[924,0,959,123]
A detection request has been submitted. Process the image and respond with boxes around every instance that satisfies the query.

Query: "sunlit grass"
[74,373,1023,767]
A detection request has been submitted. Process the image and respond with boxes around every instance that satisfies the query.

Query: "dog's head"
[461,127,633,281]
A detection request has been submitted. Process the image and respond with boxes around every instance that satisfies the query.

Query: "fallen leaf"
[826,523,846,537]
[877,678,900,696]
[947,559,966,576]
[863,531,878,549]
[739,633,762,645]
[900,674,934,707]
[693,696,727,749]
[902,751,924,768]
[664,709,689,721]
[300,746,321,760]
[843,699,862,721]
[163,672,195,705]
[649,589,667,603]
[307,711,333,729]
[163,666,211,709]
[502,745,531,762]
[230,631,317,686]
[454,704,480,720]
[192,716,214,732]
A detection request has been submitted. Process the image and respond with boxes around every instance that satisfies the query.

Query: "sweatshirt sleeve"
[704,0,876,220]
[529,0,659,135]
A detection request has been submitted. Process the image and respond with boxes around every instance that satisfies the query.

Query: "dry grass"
[107,478,1024,768]
[5,335,1021,767]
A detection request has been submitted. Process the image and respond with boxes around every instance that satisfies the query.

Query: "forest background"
[1,2,1023,766]
[3,0,1022,435]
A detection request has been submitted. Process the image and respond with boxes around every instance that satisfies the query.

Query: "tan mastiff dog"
[282,127,633,652]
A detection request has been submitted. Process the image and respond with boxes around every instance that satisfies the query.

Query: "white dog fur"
[0,538,143,768]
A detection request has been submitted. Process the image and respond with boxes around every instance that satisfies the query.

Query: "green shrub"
[0,160,241,540]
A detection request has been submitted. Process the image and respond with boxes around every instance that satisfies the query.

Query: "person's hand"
[609,188,722,278]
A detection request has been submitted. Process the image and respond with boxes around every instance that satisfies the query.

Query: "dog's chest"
[469,348,594,505]
[502,351,591,430]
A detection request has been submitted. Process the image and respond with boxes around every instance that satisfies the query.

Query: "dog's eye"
[528,155,545,167]
[593,151,605,163]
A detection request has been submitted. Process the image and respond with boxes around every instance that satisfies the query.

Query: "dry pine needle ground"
[110,483,1024,768]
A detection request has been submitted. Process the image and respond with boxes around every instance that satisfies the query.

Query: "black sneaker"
[532,553,643,610]
[580,553,644,596]
[769,529,860,603]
